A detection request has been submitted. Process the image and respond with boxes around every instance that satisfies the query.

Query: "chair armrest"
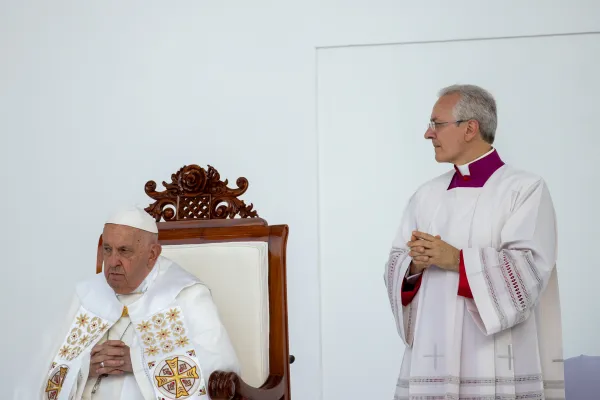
[208,371,285,400]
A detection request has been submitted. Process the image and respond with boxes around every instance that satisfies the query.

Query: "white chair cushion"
[161,241,270,387]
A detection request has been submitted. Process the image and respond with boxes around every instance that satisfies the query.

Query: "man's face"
[424,93,467,164]
[101,224,160,294]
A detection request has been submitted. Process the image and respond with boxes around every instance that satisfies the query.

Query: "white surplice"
[17,255,240,400]
[384,164,565,400]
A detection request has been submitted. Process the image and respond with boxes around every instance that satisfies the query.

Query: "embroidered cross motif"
[498,344,514,370]
[423,344,444,370]
[155,356,200,398]
[45,366,68,399]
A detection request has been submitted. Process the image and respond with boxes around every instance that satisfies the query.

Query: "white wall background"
[318,32,600,400]
[1,1,599,399]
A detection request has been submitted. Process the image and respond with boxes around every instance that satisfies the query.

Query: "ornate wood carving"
[144,164,259,222]
[208,371,285,400]
[207,372,237,399]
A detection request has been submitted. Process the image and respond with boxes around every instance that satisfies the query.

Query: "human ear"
[147,244,162,267]
[464,120,480,142]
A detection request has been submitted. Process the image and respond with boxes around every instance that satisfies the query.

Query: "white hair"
[438,84,497,144]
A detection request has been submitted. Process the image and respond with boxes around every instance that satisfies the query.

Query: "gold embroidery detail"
[145,345,160,357]
[172,323,185,337]
[138,309,205,398]
[155,356,199,398]
[78,334,91,347]
[87,317,101,334]
[52,309,111,363]
[67,346,81,361]
[67,328,83,345]
[166,308,181,322]
[142,332,156,346]
[156,328,170,342]
[58,345,71,358]
[138,320,152,332]
[152,313,166,329]
[76,314,89,327]
[45,365,68,399]
[138,307,194,359]
[175,336,190,348]
[161,340,174,354]
[121,306,129,317]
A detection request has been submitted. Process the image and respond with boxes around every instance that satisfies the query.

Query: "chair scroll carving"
[144,164,259,222]
[209,371,287,400]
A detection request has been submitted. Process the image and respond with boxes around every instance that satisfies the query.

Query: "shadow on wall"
[565,355,600,399]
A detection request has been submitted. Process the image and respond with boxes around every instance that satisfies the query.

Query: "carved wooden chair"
[96,164,292,400]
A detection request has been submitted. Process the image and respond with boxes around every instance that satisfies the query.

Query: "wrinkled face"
[424,93,468,164]
[102,224,161,294]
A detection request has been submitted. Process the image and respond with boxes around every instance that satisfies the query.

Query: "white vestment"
[384,164,565,399]
[20,255,240,400]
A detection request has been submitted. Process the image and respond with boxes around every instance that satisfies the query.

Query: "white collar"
[456,148,494,176]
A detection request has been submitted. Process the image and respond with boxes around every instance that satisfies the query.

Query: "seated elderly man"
[35,206,240,399]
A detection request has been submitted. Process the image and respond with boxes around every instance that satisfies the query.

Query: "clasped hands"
[408,231,460,275]
[89,340,132,377]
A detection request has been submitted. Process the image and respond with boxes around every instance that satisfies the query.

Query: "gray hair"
[438,84,497,144]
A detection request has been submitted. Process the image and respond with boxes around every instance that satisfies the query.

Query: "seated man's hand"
[89,340,133,377]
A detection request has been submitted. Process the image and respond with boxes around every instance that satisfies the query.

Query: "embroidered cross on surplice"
[424,344,444,370]
[498,344,514,370]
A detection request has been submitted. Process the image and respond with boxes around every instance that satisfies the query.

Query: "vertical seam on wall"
[314,46,324,400]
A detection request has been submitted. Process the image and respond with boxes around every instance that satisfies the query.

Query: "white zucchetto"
[105,205,158,233]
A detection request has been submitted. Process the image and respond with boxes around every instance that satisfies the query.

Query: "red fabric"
[457,250,474,298]
[401,272,423,306]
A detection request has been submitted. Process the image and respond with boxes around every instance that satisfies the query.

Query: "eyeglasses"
[428,119,468,132]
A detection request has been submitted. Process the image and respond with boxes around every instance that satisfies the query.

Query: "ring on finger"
[100,361,105,368]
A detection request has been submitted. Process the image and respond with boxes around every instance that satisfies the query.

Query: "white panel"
[318,33,600,400]
[161,242,270,388]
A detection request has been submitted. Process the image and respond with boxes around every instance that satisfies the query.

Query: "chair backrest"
[161,239,269,386]
[96,164,291,398]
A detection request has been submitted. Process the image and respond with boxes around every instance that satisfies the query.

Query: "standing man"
[384,85,564,399]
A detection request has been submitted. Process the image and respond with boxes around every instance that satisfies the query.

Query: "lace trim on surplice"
[397,374,542,388]
[499,251,531,325]
[393,395,546,400]
[480,244,547,330]
[395,374,562,400]
[480,249,509,329]
[406,299,415,345]
[386,247,409,311]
